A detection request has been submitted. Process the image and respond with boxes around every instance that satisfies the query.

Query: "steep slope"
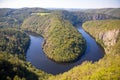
[0,28,51,80]
[83,20,120,54]
[22,13,86,62]
[21,15,50,35]
[0,52,51,80]
[0,28,30,57]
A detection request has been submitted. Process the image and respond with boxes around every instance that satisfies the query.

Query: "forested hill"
[80,8,120,18]
[83,20,120,54]
[0,8,119,28]
[0,8,49,17]
[52,10,117,26]
[21,8,118,62]
[22,13,86,62]
[0,28,30,60]
[0,8,49,28]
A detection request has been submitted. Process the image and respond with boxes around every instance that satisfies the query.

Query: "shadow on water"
[26,26,104,74]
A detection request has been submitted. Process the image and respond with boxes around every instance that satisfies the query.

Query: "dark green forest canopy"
[0,28,30,57]
[43,15,86,62]
[0,51,51,80]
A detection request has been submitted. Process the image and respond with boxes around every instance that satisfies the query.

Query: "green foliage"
[0,28,30,61]
[0,28,30,56]
[0,52,51,80]
[83,20,120,49]
[21,15,50,35]
[43,16,86,62]
[48,56,120,80]
[83,20,120,32]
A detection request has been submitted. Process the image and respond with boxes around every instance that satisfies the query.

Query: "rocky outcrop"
[99,29,120,53]
[99,29,120,46]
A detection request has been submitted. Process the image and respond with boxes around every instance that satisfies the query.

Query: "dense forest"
[0,51,51,80]
[0,28,30,59]
[22,13,86,62]
[0,8,120,80]
[43,15,86,62]
[0,27,53,80]
[0,28,51,80]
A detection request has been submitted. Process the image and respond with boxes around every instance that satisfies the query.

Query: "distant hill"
[81,8,120,18]
[0,8,49,17]
[0,8,49,28]
[0,8,119,28]
[52,10,117,26]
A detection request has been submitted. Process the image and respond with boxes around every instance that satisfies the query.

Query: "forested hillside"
[0,28,51,80]
[0,8,118,28]
[0,28,29,57]
[0,8,49,28]
[51,10,117,26]
[21,15,50,35]
[0,52,51,80]
[49,20,120,80]
[22,13,86,62]
[43,15,86,62]
[83,20,120,54]
[81,8,120,18]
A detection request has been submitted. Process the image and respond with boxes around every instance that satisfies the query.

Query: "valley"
[26,27,104,74]
[0,8,120,80]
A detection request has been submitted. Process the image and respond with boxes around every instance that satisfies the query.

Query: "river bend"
[26,27,104,74]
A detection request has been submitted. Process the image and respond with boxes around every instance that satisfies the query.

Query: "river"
[26,27,104,74]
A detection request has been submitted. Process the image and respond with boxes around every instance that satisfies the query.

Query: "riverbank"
[26,27,104,74]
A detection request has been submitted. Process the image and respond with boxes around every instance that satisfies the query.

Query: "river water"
[26,27,104,74]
